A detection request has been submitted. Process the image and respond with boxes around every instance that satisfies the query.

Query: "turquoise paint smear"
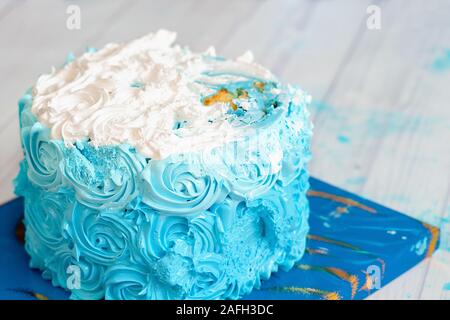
[387,194,411,204]
[345,176,366,186]
[309,101,335,113]
[337,134,350,144]
[439,222,449,252]
[130,81,145,89]
[65,52,76,64]
[312,101,442,140]
[443,283,450,291]
[418,212,450,252]
[432,49,450,72]
[364,111,439,138]
[86,46,97,53]
[440,211,450,252]
[312,100,449,249]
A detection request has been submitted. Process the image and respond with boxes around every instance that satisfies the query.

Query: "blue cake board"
[0,177,440,300]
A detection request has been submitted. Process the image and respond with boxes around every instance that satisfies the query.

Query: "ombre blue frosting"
[14,77,312,299]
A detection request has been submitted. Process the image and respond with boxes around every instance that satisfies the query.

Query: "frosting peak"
[30,30,279,160]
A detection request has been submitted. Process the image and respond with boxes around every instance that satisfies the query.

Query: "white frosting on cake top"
[30,30,276,159]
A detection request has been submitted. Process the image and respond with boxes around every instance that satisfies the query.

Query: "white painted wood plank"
[277,0,374,99]
[0,0,133,129]
[0,0,134,203]
[0,0,25,21]
[304,0,450,299]
[420,250,450,300]
[0,0,448,299]
[86,0,264,55]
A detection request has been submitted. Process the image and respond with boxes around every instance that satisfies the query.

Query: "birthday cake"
[13,30,313,300]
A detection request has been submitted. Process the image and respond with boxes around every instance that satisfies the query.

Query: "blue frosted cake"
[14,30,313,300]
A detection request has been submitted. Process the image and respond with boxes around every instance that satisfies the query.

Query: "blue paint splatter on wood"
[432,49,450,72]
[65,52,76,65]
[345,176,366,186]
[309,101,335,113]
[337,134,350,144]
[85,47,97,53]
[130,81,145,89]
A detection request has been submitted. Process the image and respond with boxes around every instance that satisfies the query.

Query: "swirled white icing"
[30,29,277,160]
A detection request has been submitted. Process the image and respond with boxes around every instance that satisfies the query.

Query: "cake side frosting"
[14,31,313,300]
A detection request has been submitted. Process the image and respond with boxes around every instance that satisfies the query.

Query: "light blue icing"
[14,72,312,300]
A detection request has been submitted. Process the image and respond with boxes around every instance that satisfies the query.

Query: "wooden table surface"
[0,0,449,299]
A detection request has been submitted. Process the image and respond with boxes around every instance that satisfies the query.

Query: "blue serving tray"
[0,177,440,300]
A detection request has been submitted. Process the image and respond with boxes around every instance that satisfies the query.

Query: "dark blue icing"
[14,79,312,299]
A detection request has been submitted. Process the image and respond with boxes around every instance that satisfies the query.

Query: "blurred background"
[0,0,449,299]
